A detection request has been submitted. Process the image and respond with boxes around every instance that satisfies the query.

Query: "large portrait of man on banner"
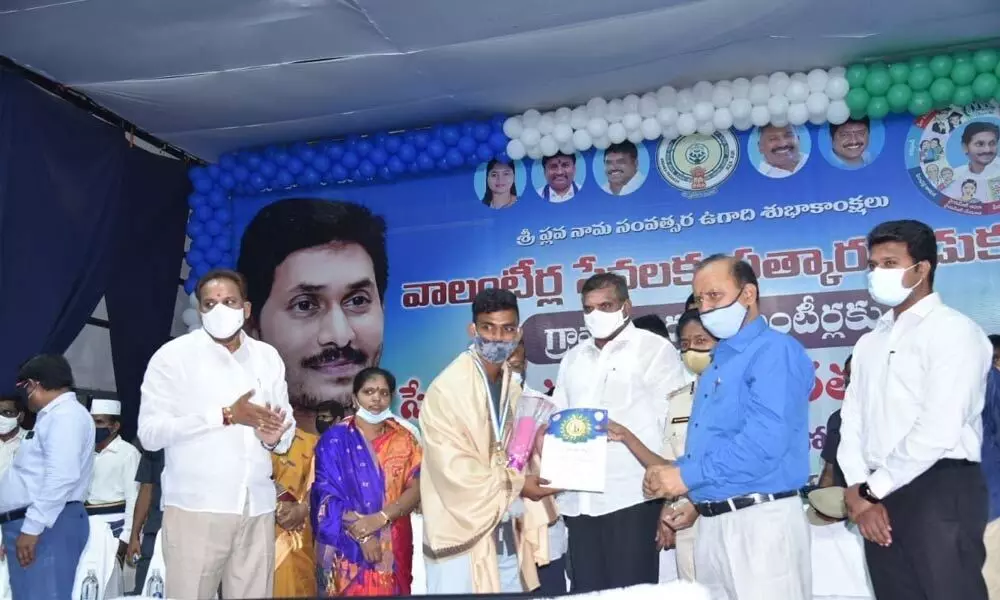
[237,197,388,410]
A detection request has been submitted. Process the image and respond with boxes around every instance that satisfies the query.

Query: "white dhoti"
[72,513,126,599]
[0,553,11,600]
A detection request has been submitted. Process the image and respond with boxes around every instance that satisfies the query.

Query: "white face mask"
[356,406,394,424]
[0,416,18,435]
[511,372,524,387]
[867,265,921,308]
[201,304,246,339]
[584,308,627,339]
[700,292,748,340]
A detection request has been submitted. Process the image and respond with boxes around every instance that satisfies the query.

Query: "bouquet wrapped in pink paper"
[505,389,556,472]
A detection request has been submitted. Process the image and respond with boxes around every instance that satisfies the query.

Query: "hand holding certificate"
[539,408,608,492]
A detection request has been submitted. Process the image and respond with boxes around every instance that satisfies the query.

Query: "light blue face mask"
[356,406,394,424]
[699,291,748,340]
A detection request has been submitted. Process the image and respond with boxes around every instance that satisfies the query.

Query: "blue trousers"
[1,502,89,600]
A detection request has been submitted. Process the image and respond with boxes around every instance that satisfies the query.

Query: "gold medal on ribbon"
[493,442,506,467]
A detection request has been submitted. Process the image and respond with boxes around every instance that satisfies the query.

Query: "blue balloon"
[213,234,230,251]
[408,162,420,174]
[195,205,213,222]
[413,132,430,149]
[489,132,508,151]
[497,150,510,163]
[205,247,223,264]
[219,154,237,171]
[378,166,393,181]
[221,253,234,267]
[476,144,494,161]
[430,124,445,139]
[194,235,213,250]
[188,193,206,209]
[491,114,507,130]
[186,220,204,238]
[189,166,208,181]
[312,155,331,173]
[461,121,476,136]
[437,158,451,171]
[193,177,213,193]
[208,189,227,208]
[457,136,477,155]
[302,168,321,186]
[287,157,305,175]
[384,136,402,153]
[276,170,294,187]
[184,277,197,295]
[193,261,210,277]
[249,173,267,190]
[373,132,390,147]
[296,174,312,187]
[387,156,405,174]
[332,164,349,181]
[341,151,360,169]
[274,151,290,166]
[219,174,236,190]
[351,169,363,181]
[327,143,345,161]
[417,152,434,171]
[466,154,480,167]
[357,140,374,157]
[291,142,310,157]
[446,148,465,167]
[236,151,252,165]
[440,126,461,146]
[473,123,492,142]
[359,160,376,179]
[368,148,388,167]
[427,140,446,159]
[397,143,417,162]
[205,219,222,235]
[259,161,277,178]
[264,145,281,158]
[187,248,204,266]
[214,207,232,224]
[403,133,417,145]
[247,153,262,169]
[207,165,222,179]
[232,165,249,182]
[345,135,361,149]
[299,146,317,164]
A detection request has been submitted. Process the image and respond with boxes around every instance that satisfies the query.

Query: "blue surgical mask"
[95,427,113,446]
[700,292,748,340]
[474,335,518,364]
[356,407,393,424]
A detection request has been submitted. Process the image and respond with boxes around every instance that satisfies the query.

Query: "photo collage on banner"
[231,103,1000,477]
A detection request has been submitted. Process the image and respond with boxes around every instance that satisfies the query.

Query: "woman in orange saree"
[312,367,422,596]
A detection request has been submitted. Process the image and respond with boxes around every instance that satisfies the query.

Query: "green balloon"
[952,85,974,107]
[996,60,1000,78]
[887,83,913,112]
[867,96,890,119]
[951,62,977,85]
[889,63,910,84]
[973,48,1000,73]
[973,72,999,99]
[865,69,892,96]
[909,55,930,69]
[929,55,954,77]
[954,51,972,64]
[908,91,934,116]
[930,78,956,103]
[846,64,869,87]
[908,66,934,91]
[850,107,867,120]
[845,87,871,112]
[995,85,1000,103]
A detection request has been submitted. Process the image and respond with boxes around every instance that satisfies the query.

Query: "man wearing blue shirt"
[644,254,814,600]
[982,334,1000,599]
[0,354,94,600]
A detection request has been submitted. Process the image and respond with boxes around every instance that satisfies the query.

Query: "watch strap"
[859,482,881,504]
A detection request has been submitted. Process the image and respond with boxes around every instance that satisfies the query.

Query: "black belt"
[694,490,801,518]
[0,501,83,525]
[85,502,127,516]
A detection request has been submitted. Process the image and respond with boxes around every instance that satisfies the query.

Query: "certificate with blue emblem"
[539,408,608,492]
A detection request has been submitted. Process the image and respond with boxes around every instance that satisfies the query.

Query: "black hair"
[471,288,519,321]
[676,309,708,340]
[542,151,575,167]
[315,401,347,421]
[481,159,517,206]
[581,272,629,303]
[605,141,638,162]
[196,268,248,303]
[17,354,74,391]
[961,121,1000,146]
[0,391,23,413]
[962,178,978,191]
[632,314,670,339]
[352,367,397,397]
[695,254,760,302]
[829,117,870,139]
[684,293,697,309]
[866,220,937,287]
[988,334,1000,351]
[237,198,388,324]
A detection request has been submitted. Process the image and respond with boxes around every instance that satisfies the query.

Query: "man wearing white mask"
[0,394,27,600]
[551,273,685,592]
[838,220,992,600]
[138,269,295,599]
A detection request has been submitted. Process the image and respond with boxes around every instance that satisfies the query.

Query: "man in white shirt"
[945,121,1000,202]
[0,355,93,600]
[839,219,992,600]
[0,394,27,599]
[138,268,295,599]
[551,273,686,592]
[756,124,808,178]
[601,142,645,196]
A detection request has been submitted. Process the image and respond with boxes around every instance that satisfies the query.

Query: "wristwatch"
[858,481,881,504]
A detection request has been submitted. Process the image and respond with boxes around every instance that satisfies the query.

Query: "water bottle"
[148,568,165,598]
[80,569,99,600]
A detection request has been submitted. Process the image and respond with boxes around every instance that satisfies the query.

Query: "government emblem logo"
[655,130,740,198]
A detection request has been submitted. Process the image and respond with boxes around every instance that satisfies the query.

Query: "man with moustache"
[138,269,295,599]
[756,124,808,178]
[829,118,873,169]
[538,152,579,203]
[601,142,642,196]
[946,121,1000,202]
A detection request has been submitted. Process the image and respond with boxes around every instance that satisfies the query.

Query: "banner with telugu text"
[232,103,1000,477]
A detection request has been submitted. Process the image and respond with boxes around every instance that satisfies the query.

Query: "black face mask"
[316,418,333,435]
[95,427,114,446]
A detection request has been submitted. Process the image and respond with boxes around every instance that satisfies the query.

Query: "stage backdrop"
[231,103,1000,477]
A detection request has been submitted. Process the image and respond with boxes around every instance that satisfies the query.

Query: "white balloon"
[712,107,734,131]
[826,100,850,125]
[657,85,678,107]
[502,116,523,139]
[570,106,590,129]
[809,113,827,126]
[730,98,753,120]
[506,139,526,160]
[622,113,642,132]
[639,93,660,118]
[771,115,789,127]
[697,121,716,136]
[606,99,625,123]
[716,80,732,90]
[586,118,608,138]
[750,105,771,127]
[623,94,641,114]
[182,308,200,327]
[539,135,559,156]
[693,80,715,101]
[807,69,829,93]
[559,141,577,155]
[711,86,734,108]
[537,115,555,135]
[733,116,754,131]
[662,124,680,141]
[767,95,790,118]
[520,127,541,147]
[828,66,847,79]
[572,129,593,151]
[785,81,809,104]
[731,77,752,99]
[751,74,770,86]
[676,113,698,136]
[791,72,808,84]
[693,101,715,122]
[593,135,612,150]
[787,103,809,126]
[527,145,544,160]
[806,92,830,117]
[627,128,645,144]
[657,107,679,127]
[748,83,771,106]
[553,123,574,144]
[641,117,662,140]
[522,109,542,127]
[554,106,573,123]
[586,97,608,118]
[675,89,695,113]
[607,122,628,144]
[825,76,849,101]
[768,71,790,95]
